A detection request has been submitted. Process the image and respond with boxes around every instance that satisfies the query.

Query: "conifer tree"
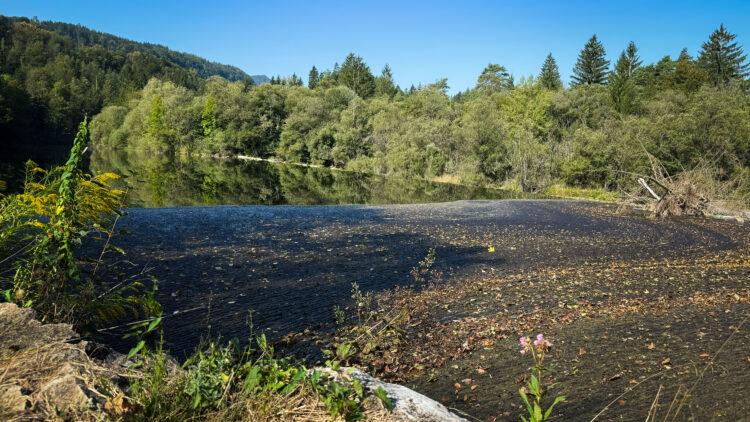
[609,51,637,113]
[242,76,255,92]
[698,24,749,86]
[375,64,397,97]
[476,63,513,93]
[332,62,340,80]
[308,66,319,89]
[538,53,562,90]
[623,41,642,77]
[571,34,610,85]
[338,53,375,98]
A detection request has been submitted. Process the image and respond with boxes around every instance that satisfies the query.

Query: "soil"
[86,200,750,421]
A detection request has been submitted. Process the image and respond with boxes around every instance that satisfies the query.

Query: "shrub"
[0,119,159,331]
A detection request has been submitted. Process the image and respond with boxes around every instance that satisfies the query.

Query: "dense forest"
[2,16,749,202]
[0,15,260,156]
[8,16,253,82]
[90,25,750,200]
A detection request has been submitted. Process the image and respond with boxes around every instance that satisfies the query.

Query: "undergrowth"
[116,331,393,421]
[542,184,619,202]
[0,119,159,333]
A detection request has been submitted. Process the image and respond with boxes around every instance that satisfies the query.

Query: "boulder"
[316,367,468,422]
[0,303,127,420]
[0,302,76,350]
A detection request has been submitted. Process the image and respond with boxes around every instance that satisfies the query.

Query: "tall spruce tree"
[308,66,319,89]
[332,62,340,80]
[338,53,375,98]
[609,48,638,113]
[698,24,749,86]
[539,53,562,90]
[375,64,397,97]
[623,41,642,77]
[571,34,610,85]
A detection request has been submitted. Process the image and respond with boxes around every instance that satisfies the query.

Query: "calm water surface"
[2,148,540,207]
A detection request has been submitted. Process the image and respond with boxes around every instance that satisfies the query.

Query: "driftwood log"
[638,177,661,201]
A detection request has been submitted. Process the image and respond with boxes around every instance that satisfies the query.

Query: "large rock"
[0,303,128,420]
[0,302,77,350]
[317,367,468,422]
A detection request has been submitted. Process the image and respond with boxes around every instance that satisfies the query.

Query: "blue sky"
[3,1,750,93]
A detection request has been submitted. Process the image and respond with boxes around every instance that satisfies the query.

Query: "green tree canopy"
[242,77,255,92]
[308,65,319,89]
[539,53,562,90]
[375,64,397,97]
[622,42,642,77]
[572,34,610,86]
[476,63,513,93]
[200,95,216,136]
[698,24,749,86]
[338,53,375,98]
[664,48,707,94]
[609,47,638,113]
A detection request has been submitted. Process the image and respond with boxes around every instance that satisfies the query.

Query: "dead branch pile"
[631,153,714,218]
[652,179,709,217]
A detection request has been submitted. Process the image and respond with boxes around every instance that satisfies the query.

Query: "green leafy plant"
[518,334,565,422]
[0,119,158,331]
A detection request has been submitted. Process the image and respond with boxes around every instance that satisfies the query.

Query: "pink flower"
[520,336,529,347]
[545,340,552,348]
[521,349,526,355]
[534,334,545,346]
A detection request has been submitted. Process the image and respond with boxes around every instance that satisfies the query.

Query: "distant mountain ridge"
[251,74,271,85]
[6,16,268,84]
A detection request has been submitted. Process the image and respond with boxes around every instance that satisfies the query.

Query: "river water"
[88,149,539,207]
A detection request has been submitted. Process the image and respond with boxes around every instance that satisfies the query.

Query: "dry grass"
[431,174,462,185]
[1,342,397,422]
[0,340,122,421]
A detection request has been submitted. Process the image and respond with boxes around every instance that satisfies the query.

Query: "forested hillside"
[7,16,252,82]
[90,26,750,203]
[0,16,260,157]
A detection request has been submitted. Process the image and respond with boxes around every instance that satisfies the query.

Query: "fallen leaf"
[699,354,710,359]
[454,383,461,389]
[648,342,655,350]
[661,358,671,365]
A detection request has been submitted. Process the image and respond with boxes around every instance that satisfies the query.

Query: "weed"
[518,334,565,422]
[0,119,158,332]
